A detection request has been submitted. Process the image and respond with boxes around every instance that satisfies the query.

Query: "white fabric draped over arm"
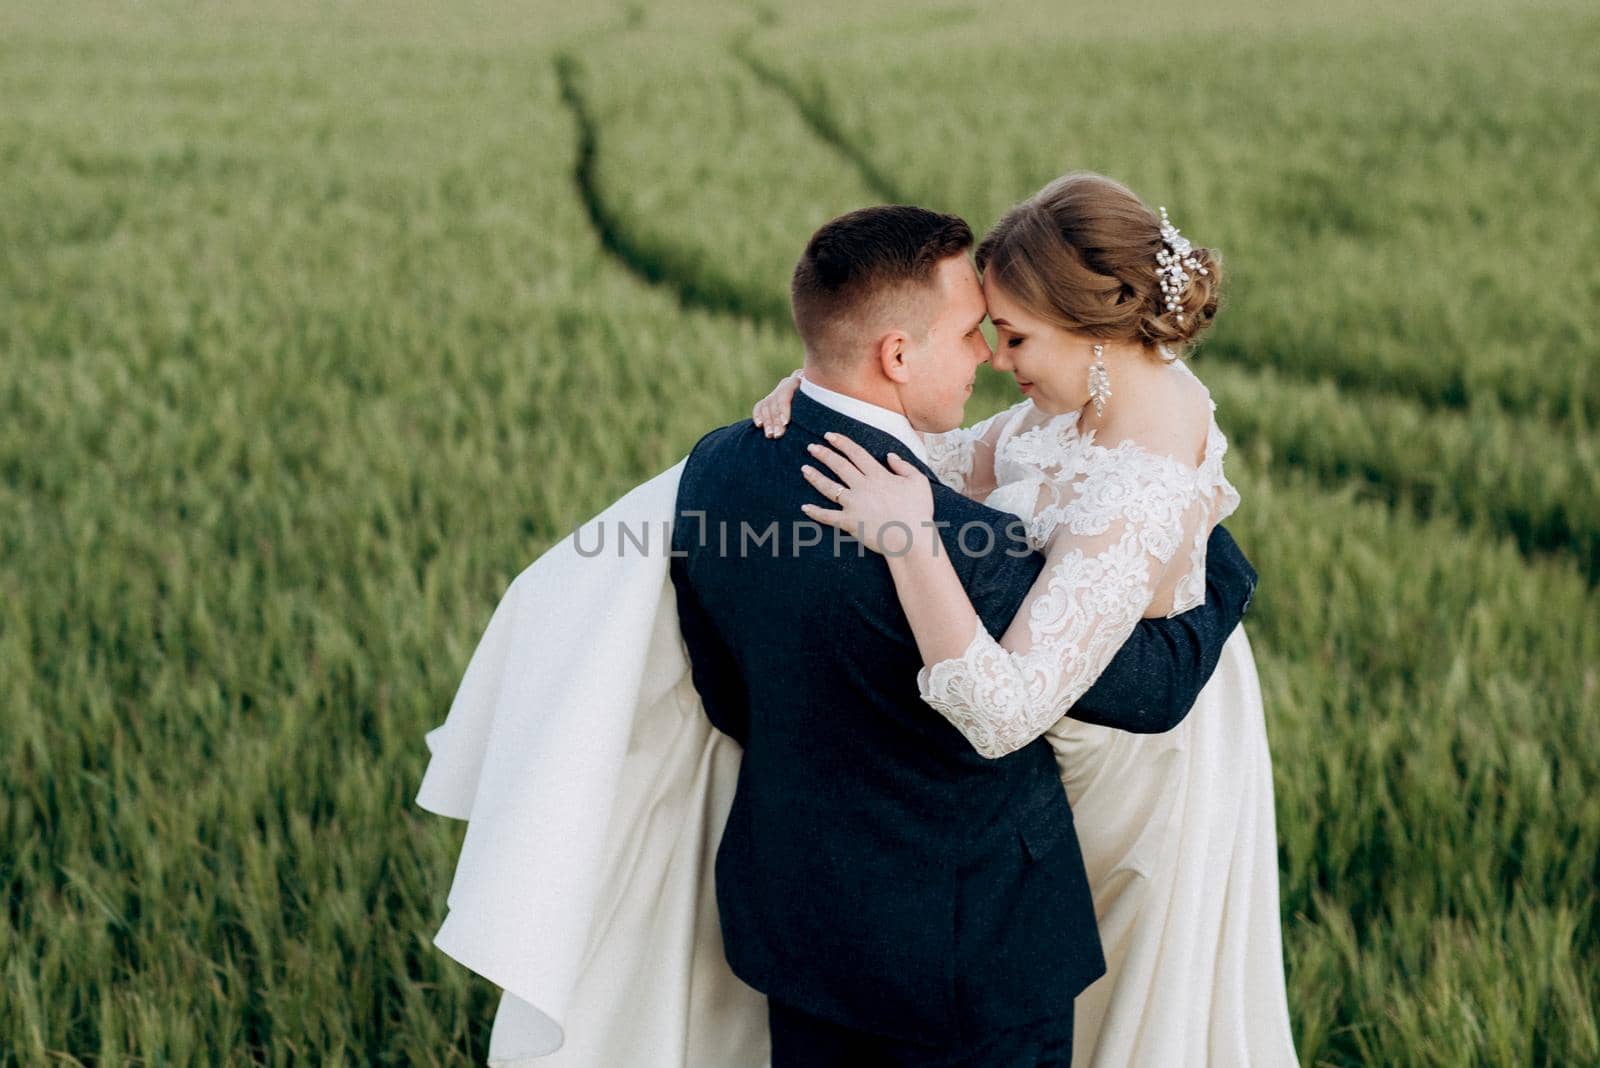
[415,459,768,1066]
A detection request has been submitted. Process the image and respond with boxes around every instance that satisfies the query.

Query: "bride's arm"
[800,433,1240,759]
[907,478,1214,758]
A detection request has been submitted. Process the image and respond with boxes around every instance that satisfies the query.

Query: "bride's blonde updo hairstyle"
[975,172,1223,355]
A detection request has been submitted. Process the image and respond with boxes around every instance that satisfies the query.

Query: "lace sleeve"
[915,447,1215,758]
[919,402,1024,497]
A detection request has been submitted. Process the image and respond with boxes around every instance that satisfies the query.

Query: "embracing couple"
[417,173,1299,1067]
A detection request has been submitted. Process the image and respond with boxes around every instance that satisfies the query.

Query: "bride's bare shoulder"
[1105,361,1213,468]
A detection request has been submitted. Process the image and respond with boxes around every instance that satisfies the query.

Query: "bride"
[755,172,1299,1066]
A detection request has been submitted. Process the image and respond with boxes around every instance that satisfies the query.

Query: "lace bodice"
[914,362,1240,758]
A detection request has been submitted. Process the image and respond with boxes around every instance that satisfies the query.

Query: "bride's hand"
[752,368,804,438]
[799,432,934,555]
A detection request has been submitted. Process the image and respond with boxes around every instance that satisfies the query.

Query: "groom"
[669,206,1257,1065]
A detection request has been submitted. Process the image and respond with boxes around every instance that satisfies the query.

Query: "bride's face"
[983,276,1093,416]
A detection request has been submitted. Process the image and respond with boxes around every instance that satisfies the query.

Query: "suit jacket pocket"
[1015,792,1077,862]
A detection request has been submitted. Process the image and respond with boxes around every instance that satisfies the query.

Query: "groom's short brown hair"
[790,205,973,367]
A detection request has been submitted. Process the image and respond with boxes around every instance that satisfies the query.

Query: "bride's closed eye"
[1006,336,1024,348]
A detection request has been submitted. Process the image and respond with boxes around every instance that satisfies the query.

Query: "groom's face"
[898,254,992,434]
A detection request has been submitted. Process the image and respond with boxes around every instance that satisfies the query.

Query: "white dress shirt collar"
[797,376,931,464]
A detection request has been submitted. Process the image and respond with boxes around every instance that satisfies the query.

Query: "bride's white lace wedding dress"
[919,359,1299,1067]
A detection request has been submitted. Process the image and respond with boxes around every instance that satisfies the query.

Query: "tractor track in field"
[729,38,910,206]
[552,47,1598,585]
[555,52,790,325]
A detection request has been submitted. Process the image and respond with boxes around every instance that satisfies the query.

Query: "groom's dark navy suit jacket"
[669,390,1256,1047]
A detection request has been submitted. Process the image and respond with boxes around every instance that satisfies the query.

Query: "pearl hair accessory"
[1156,206,1208,324]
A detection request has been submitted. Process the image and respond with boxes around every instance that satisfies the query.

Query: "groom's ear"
[876,331,913,384]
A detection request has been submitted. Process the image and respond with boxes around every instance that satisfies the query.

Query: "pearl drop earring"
[1087,343,1111,416]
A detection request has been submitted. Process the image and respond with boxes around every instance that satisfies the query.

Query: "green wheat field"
[4,1,1598,1064]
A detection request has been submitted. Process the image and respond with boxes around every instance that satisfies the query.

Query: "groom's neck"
[803,363,907,417]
